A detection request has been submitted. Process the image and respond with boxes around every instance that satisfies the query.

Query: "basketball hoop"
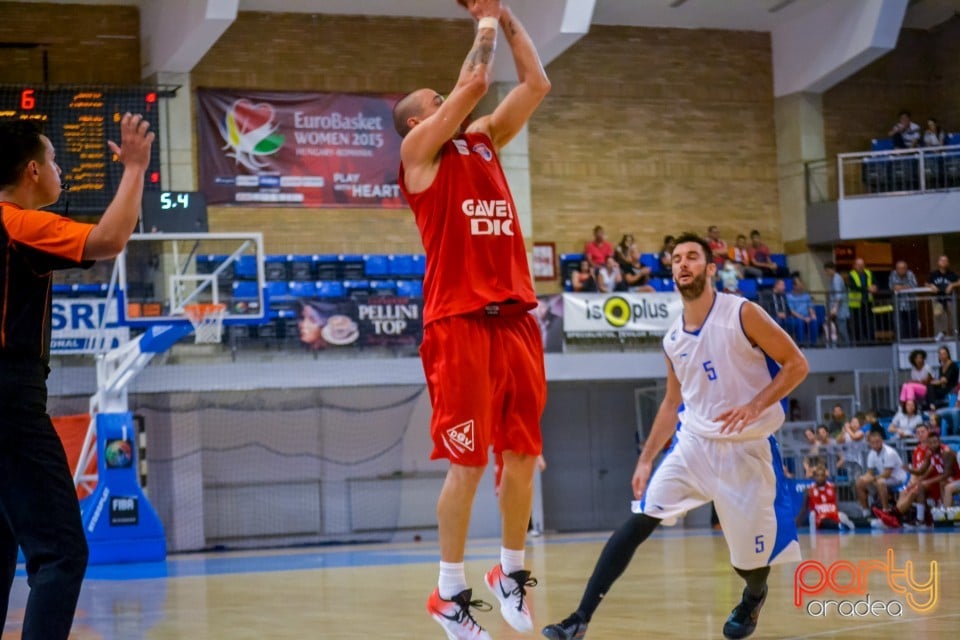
[183,303,226,344]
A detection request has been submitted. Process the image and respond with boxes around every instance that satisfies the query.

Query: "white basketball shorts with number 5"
[638,430,801,569]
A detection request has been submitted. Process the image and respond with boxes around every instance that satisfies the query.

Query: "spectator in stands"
[786,276,820,346]
[826,404,846,438]
[891,428,958,527]
[900,349,932,404]
[837,414,866,445]
[706,226,727,268]
[747,230,787,278]
[801,427,821,476]
[763,278,789,330]
[891,423,931,522]
[927,412,945,434]
[597,256,625,293]
[922,118,945,148]
[848,258,876,343]
[937,394,960,437]
[615,235,652,291]
[927,255,959,340]
[889,110,921,149]
[864,410,886,439]
[815,423,844,469]
[927,345,959,409]
[728,234,762,278]
[584,225,613,267]
[945,458,960,508]
[614,234,637,269]
[719,259,741,295]
[796,464,854,530]
[888,260,919,339]
[888,399,923,439]
[655,235,675,278]
[571,259,597,292]
[856,430,907,518]
[824,262,850,346]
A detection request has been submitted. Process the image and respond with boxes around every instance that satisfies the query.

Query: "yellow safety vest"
[848,269,873,309]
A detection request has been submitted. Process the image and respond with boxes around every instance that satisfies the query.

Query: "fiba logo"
[461,199,515,236]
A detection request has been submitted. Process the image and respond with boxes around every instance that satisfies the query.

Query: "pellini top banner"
[196,89,404,208]
[562,292,683,335]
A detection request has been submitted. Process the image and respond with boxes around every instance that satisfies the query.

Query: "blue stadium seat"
[233,255,258,280]
[232,281,259,300]
[312,254,338,280]
[288,281,317,298]
[389,254,415,277]
[771,254,787,270]
[947,133,960,146]
[871,138,894,152]
[651,278,675,292]
[396,280,423,297]
[369,280,397,295]
[264,255,288,281]
[315,281,344,298]
[289,255,314,281]
[339,255,366,280]
[410,254,426,276]
[197,254,229,277]
[265,281,290,302]
[560,253,584,281]
[640,253,659,270]
[343,279,370,296]
[738,278,758,300]
[364,254,390,277]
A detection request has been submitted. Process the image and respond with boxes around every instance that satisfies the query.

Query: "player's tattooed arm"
[467,5,550,150]
[462,25,497,74]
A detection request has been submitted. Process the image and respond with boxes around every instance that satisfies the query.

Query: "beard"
[675,270,708,301]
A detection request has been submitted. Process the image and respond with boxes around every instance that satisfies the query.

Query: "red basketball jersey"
[809,482,839,526]
[929,444,959,480]
[913,443,929,468]
[400,132,536,325]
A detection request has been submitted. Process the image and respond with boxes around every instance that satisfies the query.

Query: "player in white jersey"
[543,233,809,640]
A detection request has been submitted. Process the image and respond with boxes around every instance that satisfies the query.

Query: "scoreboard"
[0,85,163,216]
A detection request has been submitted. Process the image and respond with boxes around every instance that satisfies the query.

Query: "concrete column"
[774,91,829,290]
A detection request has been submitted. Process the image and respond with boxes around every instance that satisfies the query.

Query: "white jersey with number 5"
[662,292,784,441]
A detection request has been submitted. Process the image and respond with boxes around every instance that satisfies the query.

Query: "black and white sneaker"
[723,586,767,639]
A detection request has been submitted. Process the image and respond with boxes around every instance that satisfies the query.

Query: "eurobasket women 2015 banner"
[196,89,404,208]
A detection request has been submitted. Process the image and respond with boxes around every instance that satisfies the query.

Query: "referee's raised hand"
[108,112,155,171]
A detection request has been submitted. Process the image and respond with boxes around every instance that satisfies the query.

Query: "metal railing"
[837,144,960,199]
[892,289,959,343]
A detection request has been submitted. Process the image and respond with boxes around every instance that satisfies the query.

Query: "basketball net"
[184,303,226,344]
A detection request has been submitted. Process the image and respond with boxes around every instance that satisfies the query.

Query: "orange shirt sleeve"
[3,206,94,263]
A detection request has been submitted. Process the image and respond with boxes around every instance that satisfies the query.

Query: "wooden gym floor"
[3,527,958,639]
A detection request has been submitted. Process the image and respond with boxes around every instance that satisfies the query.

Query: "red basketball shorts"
[420,312,546,466]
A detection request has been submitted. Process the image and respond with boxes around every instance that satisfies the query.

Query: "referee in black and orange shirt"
[0,114,153,640]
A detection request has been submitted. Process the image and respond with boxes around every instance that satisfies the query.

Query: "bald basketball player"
[392,0,550,637]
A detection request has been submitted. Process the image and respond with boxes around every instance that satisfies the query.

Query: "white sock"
[862,507,871,518]
[438,561,468,600]
[916,503,925,522]
[501,547,525,575]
